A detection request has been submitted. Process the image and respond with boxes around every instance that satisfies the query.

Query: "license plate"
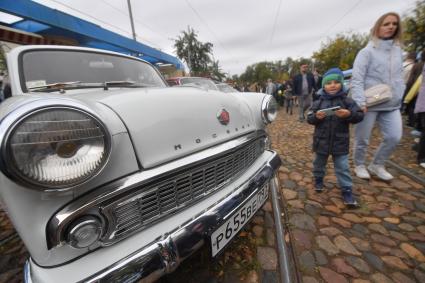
[210,185,269,256]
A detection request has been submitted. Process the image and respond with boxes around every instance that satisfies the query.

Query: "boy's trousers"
[313,153,352,188]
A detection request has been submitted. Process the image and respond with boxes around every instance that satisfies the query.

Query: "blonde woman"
[351,12,405,181]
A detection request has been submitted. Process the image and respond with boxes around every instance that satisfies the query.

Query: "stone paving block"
[299,251,315,273]
[315,235,339,256]
[334,235,361,256]
[261,270,277,283]
[331,258,360,278]
[370,273,394,283]
[318,267,349,283]
[391,272,416,283]
[256,247,277,270]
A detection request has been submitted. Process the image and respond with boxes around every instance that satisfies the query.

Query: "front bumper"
[26,151,281,283]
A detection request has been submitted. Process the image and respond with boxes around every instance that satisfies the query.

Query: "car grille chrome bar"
[102,137,265,243]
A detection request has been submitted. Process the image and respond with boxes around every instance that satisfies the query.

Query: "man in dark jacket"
[293,64,316,121]
[307,68,364,207]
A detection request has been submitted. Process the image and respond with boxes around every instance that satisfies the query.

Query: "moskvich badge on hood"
[217,109,230,125]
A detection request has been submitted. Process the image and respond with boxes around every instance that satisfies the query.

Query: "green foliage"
[403,0,425,52]
[238,57,314,84]
[174,26,226,80]
[174,26,213,76]
[208,59,226,82]
[312,33,368,72]
[0,48,5,71]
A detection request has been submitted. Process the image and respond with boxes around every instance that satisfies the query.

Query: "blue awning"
[0,0,183,69]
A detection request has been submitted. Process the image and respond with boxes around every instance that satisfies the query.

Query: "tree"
[312,33,368,72]
[208,59,226,81]
[0,47,5,71]
[403,0,425,52]
[174,26,213,76]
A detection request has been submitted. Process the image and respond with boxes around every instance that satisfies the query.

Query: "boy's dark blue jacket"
[307,89,364,155]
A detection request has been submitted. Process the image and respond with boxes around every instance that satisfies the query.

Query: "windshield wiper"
[103,81,153,90]
[28,80,153,93]
[28,81,82,92]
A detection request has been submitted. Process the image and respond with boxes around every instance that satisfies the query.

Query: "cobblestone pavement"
[268,107,425,283]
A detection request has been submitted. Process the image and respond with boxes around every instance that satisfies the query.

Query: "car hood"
[76,87,256,168]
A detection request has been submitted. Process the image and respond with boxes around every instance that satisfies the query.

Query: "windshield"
[217,83,237,93]
[180,77,218,91]
[21,50,166,92]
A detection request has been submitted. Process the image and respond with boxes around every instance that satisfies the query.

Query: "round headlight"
[4,108,109,189]
[261,95,278,124]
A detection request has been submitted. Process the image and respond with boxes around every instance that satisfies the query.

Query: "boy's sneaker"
[341,188,359,208]
[367,164,393,181]
[314,177,324,192]
[354,165,370,179]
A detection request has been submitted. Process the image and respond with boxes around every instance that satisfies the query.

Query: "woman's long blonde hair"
[370,12,403,45]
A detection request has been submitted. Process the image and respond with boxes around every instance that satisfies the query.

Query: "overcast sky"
[31,0,418,75]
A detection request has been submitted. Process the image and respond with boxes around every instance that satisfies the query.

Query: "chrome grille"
[106,137,265,242]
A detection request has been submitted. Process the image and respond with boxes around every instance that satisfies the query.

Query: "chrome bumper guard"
[26,151,281,283]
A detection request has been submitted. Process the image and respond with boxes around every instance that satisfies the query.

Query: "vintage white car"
[0,45,280,283]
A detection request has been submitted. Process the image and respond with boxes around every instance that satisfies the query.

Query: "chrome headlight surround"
[261,95,278,124]
[0,101,111,190]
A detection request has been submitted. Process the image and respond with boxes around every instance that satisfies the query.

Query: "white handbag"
[364,84,392,107]
[363,47,396,107]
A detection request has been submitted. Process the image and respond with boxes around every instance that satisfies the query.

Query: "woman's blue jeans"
[313,153,352,188]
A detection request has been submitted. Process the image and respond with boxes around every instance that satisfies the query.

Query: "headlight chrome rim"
[261,95,278,124]
[0,103,111,191]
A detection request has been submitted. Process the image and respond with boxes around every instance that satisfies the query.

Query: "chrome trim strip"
[76,151,280,283]
[261,95,276,124]
[0,99,112,191]
[46,130,266,249]
[24,260,33,283]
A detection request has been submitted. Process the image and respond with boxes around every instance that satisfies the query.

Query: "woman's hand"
[335,109,351,118]
[361,106,367,113]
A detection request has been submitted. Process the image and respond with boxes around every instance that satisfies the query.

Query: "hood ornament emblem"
[217,109,230,125]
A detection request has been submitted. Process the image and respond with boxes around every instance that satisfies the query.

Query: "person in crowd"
[1,72,11,102]
[232,82,241,92]
[312,68,323,101]
[0,71,4,103]
[404,49,425,129]
[293,64,316,122]
[307,68,364,207]
[403,51,417,84]
[248,82,256,92]
[284,79,294,115]
[276,81,285,106]
[351,12,405,181]
[265,78,276,96]
[414,64,425,168]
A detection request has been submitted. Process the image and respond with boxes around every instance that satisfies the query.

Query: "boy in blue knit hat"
[307,68,364,207]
